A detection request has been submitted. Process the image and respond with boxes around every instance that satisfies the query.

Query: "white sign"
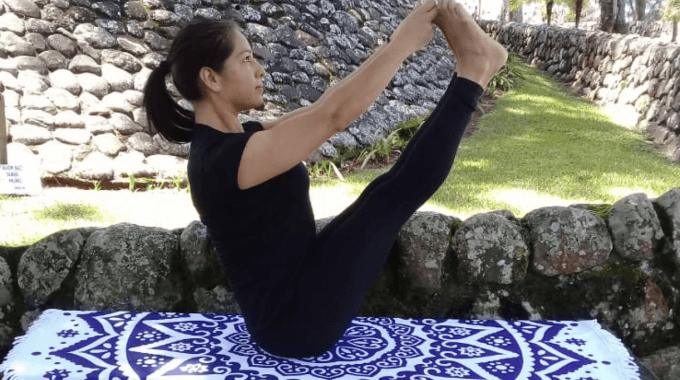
[0,164,42,195]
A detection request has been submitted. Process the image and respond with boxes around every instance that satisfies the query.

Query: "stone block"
[395,211,457,293]
[524,206,612,276]
[18,230,84,308]
[609,193,665,261]
[454,213,528,284]
[74,223,183,311]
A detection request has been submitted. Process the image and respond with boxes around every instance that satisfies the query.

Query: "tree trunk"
[599,0,615,31]
[575,0,583,28]
[635,0,645,21]
[501,0,510,21]
[614,0,627,33]
[546,0,554,25]
[510,6,523,22]
[674,21,678,42]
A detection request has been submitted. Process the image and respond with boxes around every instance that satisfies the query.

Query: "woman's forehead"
[232,32,251,50]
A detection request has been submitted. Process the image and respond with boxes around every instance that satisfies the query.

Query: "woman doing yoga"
[143,0,507,358]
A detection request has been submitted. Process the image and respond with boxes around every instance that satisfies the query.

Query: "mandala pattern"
[0,309,640,380]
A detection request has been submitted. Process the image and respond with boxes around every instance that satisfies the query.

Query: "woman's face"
[213,31,266,113]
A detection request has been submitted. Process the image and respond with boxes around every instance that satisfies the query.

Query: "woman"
[143,0,507,358]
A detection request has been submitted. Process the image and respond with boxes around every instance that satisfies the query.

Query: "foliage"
[661,0,680,22]
[93,181,102,191]
[357,116,432,169]
[308,161,344,181]
[128,174,138,192]
[307,113,430,181]
[487,52,526,96]
[143,176,166,191]
[172,171,184,191]
[359,129,403,169]
[564,0,589,22]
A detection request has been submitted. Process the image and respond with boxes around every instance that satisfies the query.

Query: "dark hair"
[143,19,243,143]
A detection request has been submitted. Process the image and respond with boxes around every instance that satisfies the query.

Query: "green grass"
[0,199,109,247]
[33,202,105,222]
[313,63,680,218]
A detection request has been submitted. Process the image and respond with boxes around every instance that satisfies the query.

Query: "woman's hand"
[390,0,439,52]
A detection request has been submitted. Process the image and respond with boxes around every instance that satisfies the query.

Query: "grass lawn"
[314,63,680,219]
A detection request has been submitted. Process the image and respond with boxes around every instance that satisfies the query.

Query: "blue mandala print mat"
[0,309,640,380]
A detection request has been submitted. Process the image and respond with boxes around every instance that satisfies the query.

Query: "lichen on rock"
[73,223,183,311]
[524,206,612,276]
[608,193,665,261]
[453,212,528,284]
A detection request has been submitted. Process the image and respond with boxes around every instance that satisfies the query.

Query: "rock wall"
[480,20,680,166]
[0,188,679,378]
[628,20,674,39]
[0,0,457,184]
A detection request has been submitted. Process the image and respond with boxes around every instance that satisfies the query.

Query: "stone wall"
[0,0,457,184]
[0,188,678,378]
[480,20,680,166]
[628,20,674,39]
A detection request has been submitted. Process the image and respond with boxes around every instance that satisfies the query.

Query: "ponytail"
[143,60,195,144]
[142,19,242,144]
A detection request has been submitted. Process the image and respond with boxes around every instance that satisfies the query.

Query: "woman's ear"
[199,66,221,93]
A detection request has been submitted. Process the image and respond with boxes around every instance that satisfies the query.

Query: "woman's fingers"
[419,0,439,20]
[415,0,438,11]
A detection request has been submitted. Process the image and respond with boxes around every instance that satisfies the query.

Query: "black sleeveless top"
[188,121,316,333]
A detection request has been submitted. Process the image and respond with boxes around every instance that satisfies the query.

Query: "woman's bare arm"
[238,0,438,190]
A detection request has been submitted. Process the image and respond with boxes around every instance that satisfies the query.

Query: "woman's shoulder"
[193,121,263,136]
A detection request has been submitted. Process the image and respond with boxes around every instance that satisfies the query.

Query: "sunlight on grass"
[309,182,358,218]
[600,103,641,130]
[607,187,658,199]
[0,201,111,247]
[457,159,492,170]
[313,62,680,220]
[488,189,595,213]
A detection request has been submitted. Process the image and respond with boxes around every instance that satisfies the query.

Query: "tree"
[635,0,647,19]
[599,0,627,32]
[510,0,558,25]
[661,0,680,40]
[510,0,581,26]
[546,0,555,24]
[501,0,510,21]
[572,0,584,28]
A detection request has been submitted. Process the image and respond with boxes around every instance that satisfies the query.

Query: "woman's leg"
[256,75,483,358]
[255,0,508,358]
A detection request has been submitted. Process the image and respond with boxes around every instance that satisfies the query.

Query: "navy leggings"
[256,74,483,358]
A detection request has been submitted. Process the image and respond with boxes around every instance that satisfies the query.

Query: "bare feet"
[433,0,508,89]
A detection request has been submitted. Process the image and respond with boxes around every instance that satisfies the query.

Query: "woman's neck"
[193,99,244,133]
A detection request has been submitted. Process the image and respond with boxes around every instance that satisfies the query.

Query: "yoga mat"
[0,309,640,379]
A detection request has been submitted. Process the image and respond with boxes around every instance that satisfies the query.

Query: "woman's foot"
[433,0,508,89]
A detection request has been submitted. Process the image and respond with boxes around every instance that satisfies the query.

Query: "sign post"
[0,93,42,195]
[0,93,6,165]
